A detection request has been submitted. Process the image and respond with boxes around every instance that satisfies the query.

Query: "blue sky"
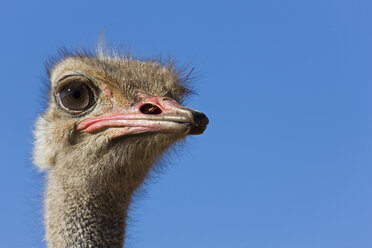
[0,0,371,247]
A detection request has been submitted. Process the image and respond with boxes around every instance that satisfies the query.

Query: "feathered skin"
[33,48,208,248]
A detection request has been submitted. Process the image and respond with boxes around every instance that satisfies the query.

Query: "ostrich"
[33,48,208,247]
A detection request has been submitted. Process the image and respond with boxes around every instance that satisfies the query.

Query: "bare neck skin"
[44,158,152,248]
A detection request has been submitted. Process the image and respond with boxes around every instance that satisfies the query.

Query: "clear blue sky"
[0,0,371,247]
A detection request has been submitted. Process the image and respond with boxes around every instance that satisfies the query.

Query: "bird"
[33,47,209,248]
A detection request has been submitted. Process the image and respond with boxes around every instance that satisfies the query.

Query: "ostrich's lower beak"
[77,95,208,137]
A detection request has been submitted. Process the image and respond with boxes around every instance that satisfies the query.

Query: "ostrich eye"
[58,81,96,112]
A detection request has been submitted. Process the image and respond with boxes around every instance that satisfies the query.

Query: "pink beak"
[77,94,208,137]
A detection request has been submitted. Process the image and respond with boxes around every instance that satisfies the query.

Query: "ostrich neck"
[45,166,140,248]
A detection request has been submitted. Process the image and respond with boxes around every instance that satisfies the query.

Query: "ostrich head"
[33,50,208,247]
[34,50,208,193]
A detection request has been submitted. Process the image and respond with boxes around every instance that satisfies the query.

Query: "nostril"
[140,104,162,115]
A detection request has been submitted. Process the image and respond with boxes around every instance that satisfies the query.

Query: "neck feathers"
[45,169,133,248]
[42,134,175,247]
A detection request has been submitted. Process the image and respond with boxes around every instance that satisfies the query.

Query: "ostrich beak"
[77,94,208,137]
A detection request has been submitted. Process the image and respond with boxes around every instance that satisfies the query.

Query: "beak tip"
[188,111,209,135]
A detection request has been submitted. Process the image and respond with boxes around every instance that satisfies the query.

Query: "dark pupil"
[71,89,81,99]
[59,82,93,111]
